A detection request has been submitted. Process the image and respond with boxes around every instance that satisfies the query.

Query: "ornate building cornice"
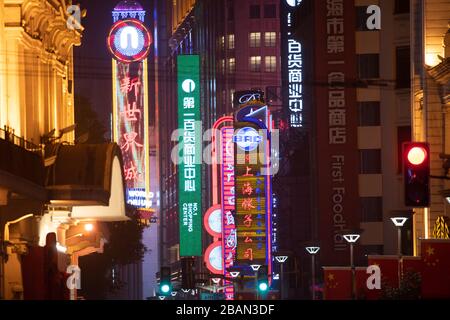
[20,0,84,64]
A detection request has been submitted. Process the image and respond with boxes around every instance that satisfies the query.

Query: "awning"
[45,143,128,221]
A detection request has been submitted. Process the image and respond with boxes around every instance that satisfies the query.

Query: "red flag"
[323,267,352,300]
[421,239,450,298]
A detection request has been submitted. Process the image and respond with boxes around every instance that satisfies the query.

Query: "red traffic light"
[407,146,427,166]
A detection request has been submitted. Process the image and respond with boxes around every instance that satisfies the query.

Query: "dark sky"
[74,0,153,139]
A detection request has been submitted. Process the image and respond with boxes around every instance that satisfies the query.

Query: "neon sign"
[108,19,152,63]
[177,55,202,257]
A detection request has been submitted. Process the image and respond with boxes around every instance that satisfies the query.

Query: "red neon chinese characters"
[242,198,256,211]
[120,77,142,96]
[121,132,143,152]
[243,248,254,261]
[242,182,253,196]
[124,162,138,181]
[122,102,141,122]
[243,166,254,177]
[243,214,253,227]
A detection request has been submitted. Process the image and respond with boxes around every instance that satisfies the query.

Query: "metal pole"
[350,243,355,300]
[398,227,402,288]
[311,254,316,300]
[255,271,258,301]
[280,263,284,300]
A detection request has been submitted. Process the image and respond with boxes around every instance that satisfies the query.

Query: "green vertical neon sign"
[177,55,202,256]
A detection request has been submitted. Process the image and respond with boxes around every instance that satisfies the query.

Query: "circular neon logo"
[108,19,152,63]
[233,127,262,152]
[286,0,302,7]
[182,79,196,93]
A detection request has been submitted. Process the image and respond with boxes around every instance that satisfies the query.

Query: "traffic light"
[257,265,269,293]
[181,257,195,289]
[403,142,430,207]
[159,266,172,296]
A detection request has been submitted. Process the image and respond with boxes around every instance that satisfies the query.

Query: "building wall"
[411,0,450,254]
[0,0,79,143]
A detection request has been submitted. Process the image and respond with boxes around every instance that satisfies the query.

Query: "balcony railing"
[0,126,43,156]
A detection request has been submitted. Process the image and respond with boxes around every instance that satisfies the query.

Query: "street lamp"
[391,215,408,288]
[305,247,320,300]
[230,271,240,298]
[250,264,261,300]
[275,255,288,300]
[342,230,361,300]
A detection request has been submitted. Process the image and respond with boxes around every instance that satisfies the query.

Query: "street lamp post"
[250,264,261,300]
[230,271,240,299]
[343,232,361,300]
[275,256,288,300]
[305,247,320,300]
[391,217,408,288]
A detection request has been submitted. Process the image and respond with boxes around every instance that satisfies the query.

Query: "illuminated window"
[265,56,276,72]
[228,34,235,50]
[219,36,225,50]
[228,58,236,74]
[249,56,261,72]
[220,59,225,74]
[249,32,261,47]
[264,32,276,47]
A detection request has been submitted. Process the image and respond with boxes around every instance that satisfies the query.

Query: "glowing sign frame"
[177,55,202,257]
[108,19,152,63]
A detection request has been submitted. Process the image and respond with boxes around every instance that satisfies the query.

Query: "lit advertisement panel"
[281,0,304,128]
[177,55,202,257]
[113,60,149,207]
[221,126,236,300]
[234,121,268,266]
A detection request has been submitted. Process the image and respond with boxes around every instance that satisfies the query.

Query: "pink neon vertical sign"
[221,126,236,300]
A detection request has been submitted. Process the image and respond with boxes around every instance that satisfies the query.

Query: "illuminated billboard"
[281,0,304,128]
[221,126,236,300]
[177,55,202,257]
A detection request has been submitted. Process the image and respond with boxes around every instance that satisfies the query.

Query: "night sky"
[74,0,153,139]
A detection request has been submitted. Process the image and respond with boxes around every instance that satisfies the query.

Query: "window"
[249,32,261,47]
[264,32,276,47]
[358,102,380,126]
[360,149,382,174]
[219,36,225,50]
[249,5,260,19]
[396,46,410,88]
[219,59,225,74]
[360,197,383,222]
[228,5,234,21]
[394,0,410,14]
[264,4,276,18]
[228,58,235,74]
[249,56,261,72]
[228,34,235,50]
[265,56,276,72]
[397,126,411,173]
[357,54,379,79]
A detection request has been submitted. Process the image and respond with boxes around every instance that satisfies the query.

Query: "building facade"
[0,0,128,300]
[156,0,283,292]
[411,0,450,251]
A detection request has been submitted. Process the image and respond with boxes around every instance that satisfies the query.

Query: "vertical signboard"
[221,126,236,300]
[177,55,202,257]
[109,15,151,209]
[314,0,360,265]
[234,122,268,267]
[281,0,304,128]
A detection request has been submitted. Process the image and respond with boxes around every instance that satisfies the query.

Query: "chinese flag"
[421,239,450,298]
[323,267,352,300]
[368,255,399,289]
